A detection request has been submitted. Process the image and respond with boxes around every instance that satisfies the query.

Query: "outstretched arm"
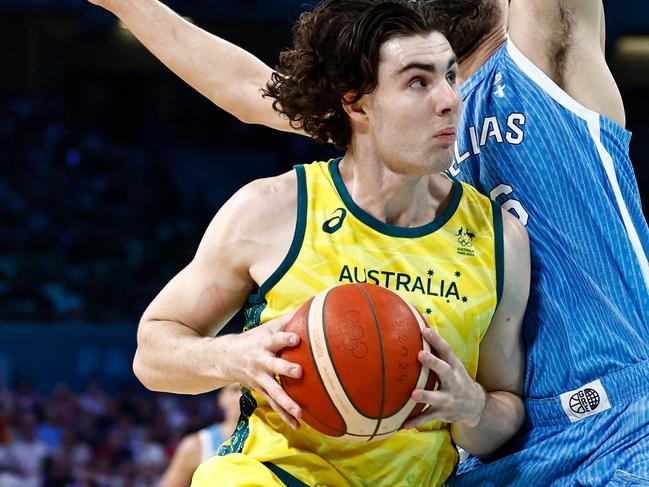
[509,0,625,126]
[89,0,301,132]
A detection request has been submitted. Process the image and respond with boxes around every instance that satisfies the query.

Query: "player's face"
[362,31,460,176]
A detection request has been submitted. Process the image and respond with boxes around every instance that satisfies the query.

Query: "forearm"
[102,0,284,128]
[451,390,525,458]
[133,319,235,394]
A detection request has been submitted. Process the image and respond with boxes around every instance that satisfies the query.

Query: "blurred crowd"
[0,95,214,323]
[0,380,225,487]
[0,88,329,324]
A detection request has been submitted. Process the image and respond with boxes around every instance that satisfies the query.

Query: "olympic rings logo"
[341,311,368,359]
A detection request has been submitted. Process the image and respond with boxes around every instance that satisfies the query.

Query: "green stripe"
[217,388,257,456]
[262,462,310,487]
[330,157,463,237]
[248,165,307,304]
[491,200,505,304]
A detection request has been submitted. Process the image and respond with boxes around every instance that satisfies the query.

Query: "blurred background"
[0,0,647,485]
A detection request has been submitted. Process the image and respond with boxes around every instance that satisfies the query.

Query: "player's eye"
[409,78,426,88]
[446,71,457,85]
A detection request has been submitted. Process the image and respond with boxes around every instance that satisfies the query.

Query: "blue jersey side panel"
[451,41,649,400]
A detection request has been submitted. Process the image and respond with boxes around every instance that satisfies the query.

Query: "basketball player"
[130,2,530,485]
[159,383,241,487]
[88,0,649,483]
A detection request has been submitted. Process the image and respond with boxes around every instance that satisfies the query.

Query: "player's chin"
[427,147,454,174]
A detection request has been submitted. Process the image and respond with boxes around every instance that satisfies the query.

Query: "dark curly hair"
[263,0,445,148]
[414,0,505,59]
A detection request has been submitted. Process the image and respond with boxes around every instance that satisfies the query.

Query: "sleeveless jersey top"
[219,158,503,486]
[450,40,649,401]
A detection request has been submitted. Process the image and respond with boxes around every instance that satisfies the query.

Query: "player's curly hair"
[263,0,444,148]
[414,0,505,59]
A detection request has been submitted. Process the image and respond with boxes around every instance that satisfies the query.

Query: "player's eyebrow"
[396,56,458,75]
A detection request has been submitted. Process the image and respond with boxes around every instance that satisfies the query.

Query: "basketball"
[279,283,438,442]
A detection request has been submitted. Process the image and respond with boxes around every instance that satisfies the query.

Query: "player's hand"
[227,312,303,429]
[403,327,487,430]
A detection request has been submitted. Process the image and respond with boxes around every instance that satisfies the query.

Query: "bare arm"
[509,0,625,126]
[89,0,300,132]
[449,210,529,457]
[133,175,303,428]
[404,210,529,458]
[159,433,202,487]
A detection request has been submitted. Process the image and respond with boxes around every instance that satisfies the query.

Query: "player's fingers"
[263,392,300,430]
[423,328,462,369]
[266,356,302,379]
[268,331,300,352]
[259,374,302,421]
[402,407,437,430]
[265,310,297,333]
[410,389,448,409]
[418,349,452,383]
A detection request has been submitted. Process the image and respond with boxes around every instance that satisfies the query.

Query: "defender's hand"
[404,327,487,430]
[229,312,303,429]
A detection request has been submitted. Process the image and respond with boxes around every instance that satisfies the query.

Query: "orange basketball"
[279,283,438,442]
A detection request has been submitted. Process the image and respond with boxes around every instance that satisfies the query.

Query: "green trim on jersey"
[248,165,307,305]
[216,387,257,456]
[329,157,464,238]
[492,200,504,304]
[262,462,310,487]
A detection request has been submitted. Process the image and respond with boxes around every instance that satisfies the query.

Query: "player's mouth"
[433,127,456,143]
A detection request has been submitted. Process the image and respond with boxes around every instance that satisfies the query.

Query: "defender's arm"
[508,0,625,126]
[89,0,300,132]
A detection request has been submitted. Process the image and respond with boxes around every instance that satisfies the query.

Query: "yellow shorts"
[192,453,292,487]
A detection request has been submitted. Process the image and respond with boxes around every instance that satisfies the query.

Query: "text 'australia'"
[338,265,461,300]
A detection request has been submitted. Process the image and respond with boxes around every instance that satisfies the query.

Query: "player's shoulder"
[501,209,529,257]
[174,432,203,462]
[226,169,298,226]
[199,169,298,255]
[237,169,297,203]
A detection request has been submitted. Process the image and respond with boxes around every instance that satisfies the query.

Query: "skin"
[159,384,241,487]
[86,0,625,129]
[131,31,529,457]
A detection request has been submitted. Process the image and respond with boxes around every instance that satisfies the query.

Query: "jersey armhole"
[247,165,307,305]
[491,200,505,305]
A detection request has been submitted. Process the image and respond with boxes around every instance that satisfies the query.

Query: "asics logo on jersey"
[323,208,347,234]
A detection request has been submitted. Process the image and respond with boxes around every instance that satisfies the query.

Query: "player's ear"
[342,92,368,124]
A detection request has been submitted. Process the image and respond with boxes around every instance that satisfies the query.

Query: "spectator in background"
[160,383,241,487]
[6,412,47,487]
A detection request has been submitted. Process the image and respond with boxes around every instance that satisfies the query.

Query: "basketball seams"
[311,287,381,439]
[288,284,435,441]
[304,288,347,436]
[355,284,387,441]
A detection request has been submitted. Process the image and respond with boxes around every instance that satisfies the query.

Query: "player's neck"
[458,26,508,84]
[338,154,453,228]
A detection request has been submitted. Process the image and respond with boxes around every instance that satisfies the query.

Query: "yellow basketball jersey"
[219,159,503,487]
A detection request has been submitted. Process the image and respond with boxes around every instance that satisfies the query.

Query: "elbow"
[132,321,165,392]
[132,347,157,392]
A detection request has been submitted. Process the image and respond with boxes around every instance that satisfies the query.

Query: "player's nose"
[435,81,460,117]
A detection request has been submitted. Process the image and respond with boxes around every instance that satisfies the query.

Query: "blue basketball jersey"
[198,424,226,462]
[450,40,649,402]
